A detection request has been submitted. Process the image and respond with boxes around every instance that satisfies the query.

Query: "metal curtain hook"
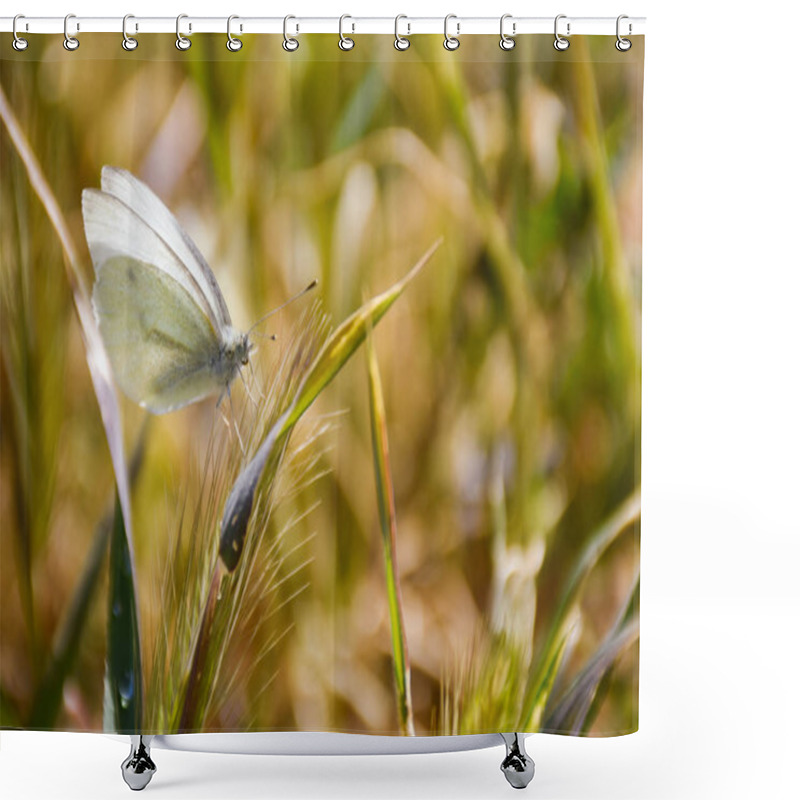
[554,14,570,51]
[616,14,632,51]
[63,13,79,51]
[12,14,28,51]
[339,14,355,50]
[176,13,191,50]
[443,14,460,51]
[394,14,410,51]
[227,15,243,51]
[499,14,516,50]
[283,15,299,51]
[122,14,138,51]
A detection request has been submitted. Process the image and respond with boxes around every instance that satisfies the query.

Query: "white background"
[2,1,799,798]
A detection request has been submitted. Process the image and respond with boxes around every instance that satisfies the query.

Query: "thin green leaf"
[104,495,143,733]
[282,238,442,435]
[219,240,441,572]
[520,491,640,728]
[519,626,574,731]
[366,329,414,736]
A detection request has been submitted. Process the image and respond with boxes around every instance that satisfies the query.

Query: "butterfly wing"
[99,166,232,328]
[92,255,227,414]
[82,187,221,336]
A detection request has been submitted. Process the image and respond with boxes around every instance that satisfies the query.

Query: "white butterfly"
[82,167,252,414]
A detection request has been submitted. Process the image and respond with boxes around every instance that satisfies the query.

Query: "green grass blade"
[104,495,143,733]
[520,491,640,728]
[219,240,440,572]
[519,627,573,731]
[366,330,415,736]
[281,239,441,435]
[28,515,111,728]
[29,425,148,728]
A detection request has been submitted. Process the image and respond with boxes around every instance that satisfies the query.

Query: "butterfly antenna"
[247,280,318,336]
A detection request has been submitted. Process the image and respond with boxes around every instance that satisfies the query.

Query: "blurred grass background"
[0,34,642,736]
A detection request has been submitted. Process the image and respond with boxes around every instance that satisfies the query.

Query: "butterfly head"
[220,328,253,380]
[232,331,252,367]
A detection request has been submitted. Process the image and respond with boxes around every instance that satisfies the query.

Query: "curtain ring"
[615,14,632,51]
[122,14,138,51]
[443,14,460,51]
[394,14,410,51]
[553,14,570,51]
[499,14,516,51]
[63,13,79,51]
[176,13,191,51]
[12,15,28,51]
[283,15,299,51]
[339,14,355,51]
[227,15,243,51]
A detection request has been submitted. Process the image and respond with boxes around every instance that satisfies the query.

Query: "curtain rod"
[1,16,646,37]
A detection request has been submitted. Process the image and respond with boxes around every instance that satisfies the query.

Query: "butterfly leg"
[224,384,246,454]
[238,365,264,407]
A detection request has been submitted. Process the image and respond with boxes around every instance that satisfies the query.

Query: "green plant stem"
[177,560,224,732]
[366,332,415,736]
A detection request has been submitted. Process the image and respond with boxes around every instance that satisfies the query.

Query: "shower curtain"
[0,31,642,740]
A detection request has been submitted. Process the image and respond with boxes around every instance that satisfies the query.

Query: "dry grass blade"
[1,84,142,732]
[0,85,133,540]
[366,330,415,736]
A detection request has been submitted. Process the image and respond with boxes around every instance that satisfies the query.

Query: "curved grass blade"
[541,576,639,735]
[577,576,640,734]
[219,239,441,572]
[1,86,142,733]
[366,330,415,735]
[520,491,640,728]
